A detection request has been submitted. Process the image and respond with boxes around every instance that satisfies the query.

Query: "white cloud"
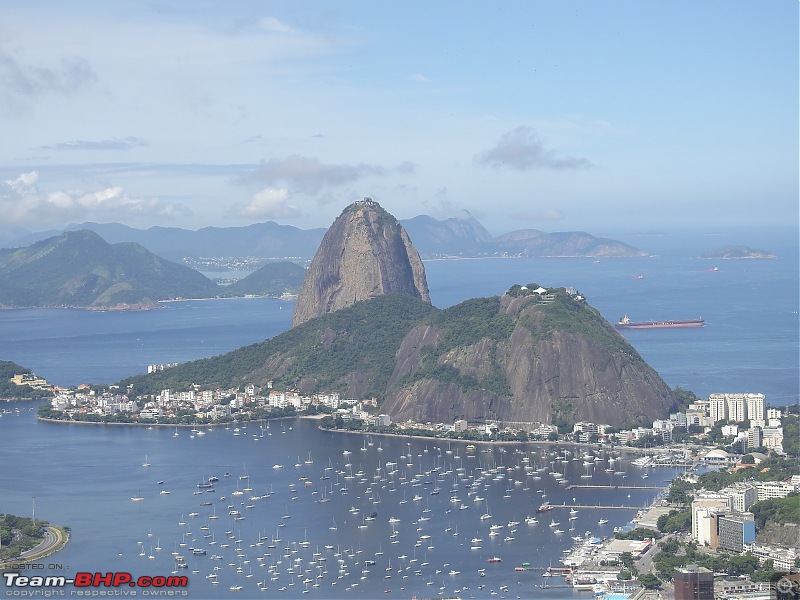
[257,17,295,34]
[232,187,301,219]
[0,171,182,225]
[239,155,387,196]
[475,126,593,170]
[409,73,431,83]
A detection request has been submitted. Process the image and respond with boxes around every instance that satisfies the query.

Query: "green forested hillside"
[223,262,306,297]
[0,361,51,399]
[120,293,437,395]
[0,230,219,308]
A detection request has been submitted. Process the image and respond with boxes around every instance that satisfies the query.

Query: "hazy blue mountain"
[2,213,647,261]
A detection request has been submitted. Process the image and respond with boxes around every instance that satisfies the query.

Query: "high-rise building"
[716,513,756,553]
[708,392,766,423]
[674,565,714,600]
[745,393,766,422]
[709,394,728,424]
[746,426,763,450]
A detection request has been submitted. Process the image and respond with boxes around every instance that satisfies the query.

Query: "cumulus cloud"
[231,187,301,219]
[0,171,182,225]
[512,209,566,222]
[475,126,592,170]
[37,137,149,151]
[238,155,388,195]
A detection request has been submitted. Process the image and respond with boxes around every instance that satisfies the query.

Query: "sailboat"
[142,455,151,467]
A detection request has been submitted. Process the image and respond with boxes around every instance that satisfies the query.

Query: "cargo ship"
[615,315,704,330]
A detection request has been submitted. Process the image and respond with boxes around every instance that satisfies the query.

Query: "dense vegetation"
[223,262,306,297]
[0,514,49,562]
[651,538,770,581]
[399,297,516,397]
[118,283,667,428]
[0,230,219,307]
[0,231,307,309]
[121,294,437,396]
[0,361,52,399]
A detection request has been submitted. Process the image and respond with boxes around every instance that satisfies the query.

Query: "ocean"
[0,227,797,599]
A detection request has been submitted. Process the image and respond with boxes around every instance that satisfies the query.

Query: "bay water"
[0,227,797,599]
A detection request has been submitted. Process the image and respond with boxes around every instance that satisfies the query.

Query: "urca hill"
[123,200,677,428]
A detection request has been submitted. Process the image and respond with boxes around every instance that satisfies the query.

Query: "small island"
[702,245,777,259]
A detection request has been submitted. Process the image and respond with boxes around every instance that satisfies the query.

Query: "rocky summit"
[292,198,431,327]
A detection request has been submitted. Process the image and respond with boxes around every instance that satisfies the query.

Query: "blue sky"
[0,1,797,237]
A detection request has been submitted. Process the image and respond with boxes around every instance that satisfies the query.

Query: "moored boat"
[615,315,704,329]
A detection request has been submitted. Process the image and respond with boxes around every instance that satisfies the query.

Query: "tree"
[638,573,661,589]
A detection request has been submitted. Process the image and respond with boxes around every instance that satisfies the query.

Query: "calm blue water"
[0,228,796,599]
[1,406,672,599]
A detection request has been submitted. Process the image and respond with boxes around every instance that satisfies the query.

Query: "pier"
[565,484,665,490]
[552,504,642,510]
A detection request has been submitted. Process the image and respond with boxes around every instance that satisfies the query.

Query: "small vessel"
[536,502,552,513]
[615,315,704,330]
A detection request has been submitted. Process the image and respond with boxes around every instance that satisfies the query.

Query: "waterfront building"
[673,565,714,600]
[715,512,755,553]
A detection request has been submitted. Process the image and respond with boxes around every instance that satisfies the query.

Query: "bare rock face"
[380,295,676,427]
[292,199,431,327]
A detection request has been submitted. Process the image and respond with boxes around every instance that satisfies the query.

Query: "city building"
[673,565,714,600]
[692,496,731,546]
[746,425,763,450]
[708,392,766,424]
[719,483,758,512]
[716,512,756,553]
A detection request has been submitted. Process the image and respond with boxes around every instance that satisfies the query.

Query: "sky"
[0,1,797,238]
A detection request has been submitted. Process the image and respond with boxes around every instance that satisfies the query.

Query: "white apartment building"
[754,480,797,501]
[692,495,731,545]
[708,392,766,424]
[719,483,758,512]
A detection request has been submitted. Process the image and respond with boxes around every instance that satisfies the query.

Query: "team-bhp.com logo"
[3,572,188,596]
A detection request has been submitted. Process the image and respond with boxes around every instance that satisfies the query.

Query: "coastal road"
[19,526,67,561]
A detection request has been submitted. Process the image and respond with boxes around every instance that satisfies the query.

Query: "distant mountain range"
[0,230,305,309]
[1,212,648,262]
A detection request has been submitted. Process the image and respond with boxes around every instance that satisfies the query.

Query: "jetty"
[565,484,665,490]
